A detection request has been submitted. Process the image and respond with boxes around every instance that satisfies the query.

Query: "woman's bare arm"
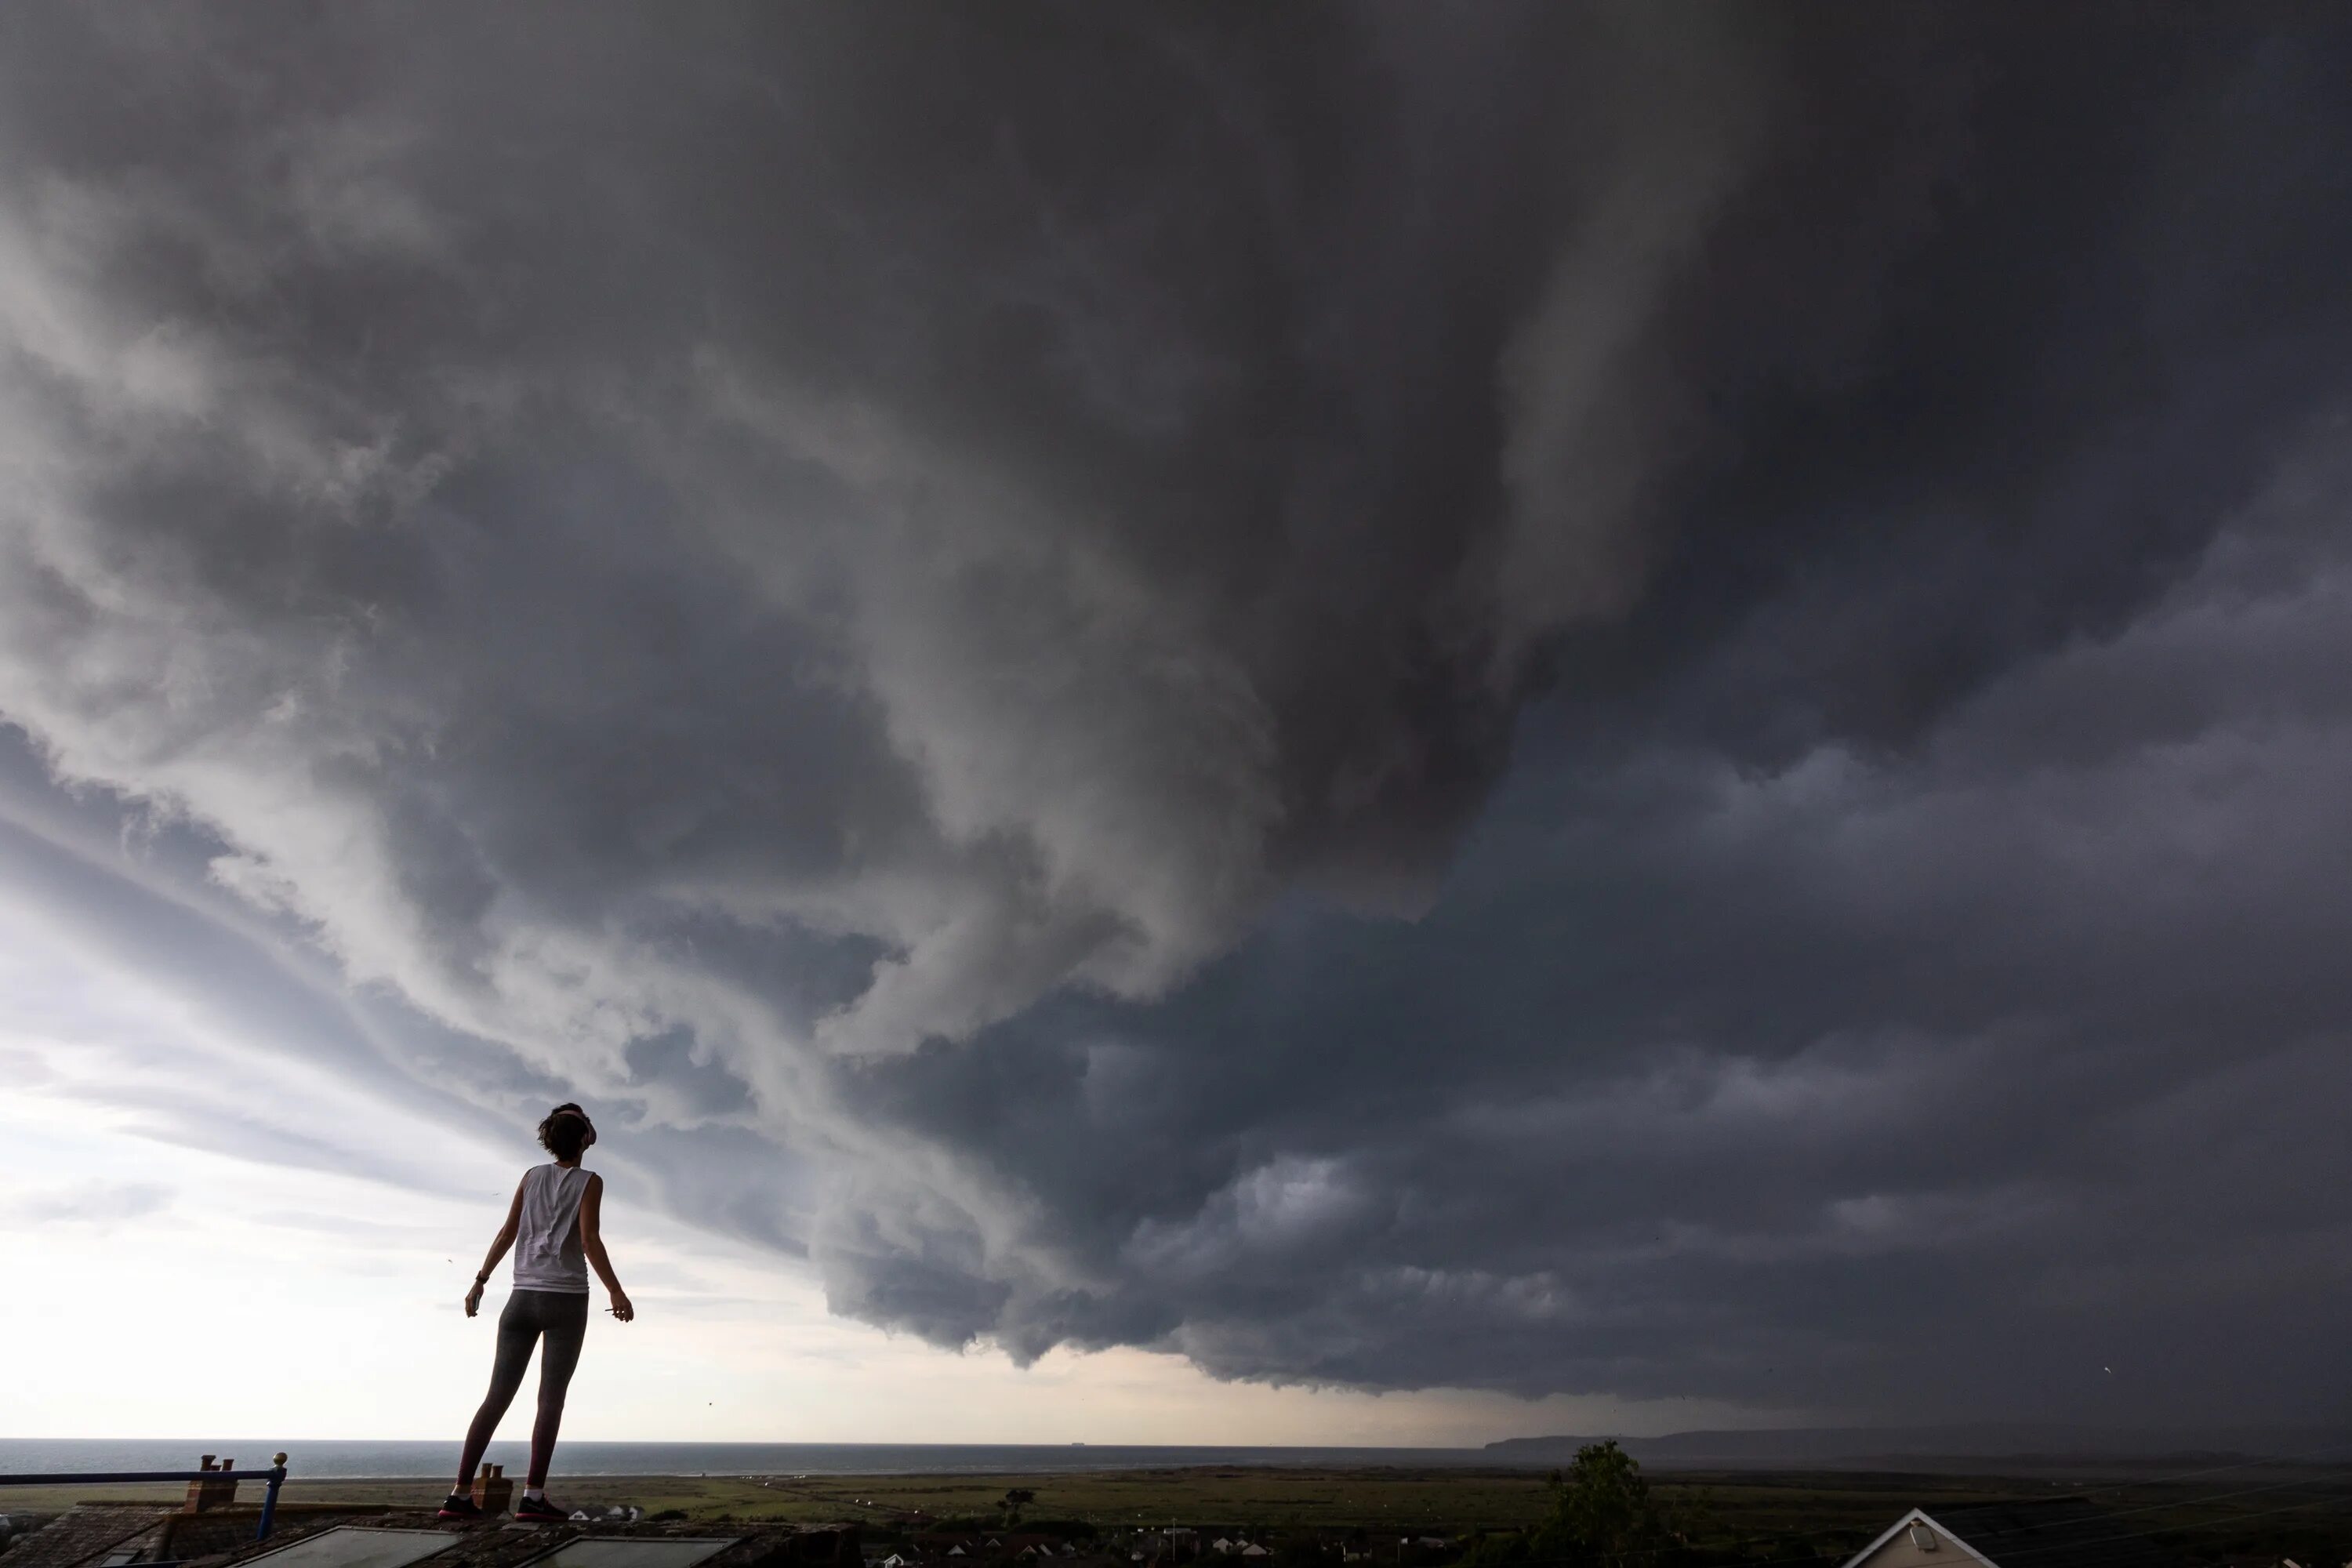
[579,1173,633,1322]
[463,1178,527,1318]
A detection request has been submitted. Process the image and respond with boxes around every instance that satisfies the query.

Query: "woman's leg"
[524,1294,591,1490]
[455,1294,543,1491]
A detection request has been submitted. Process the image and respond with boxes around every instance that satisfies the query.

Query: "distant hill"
[1483,1425,2352,1472]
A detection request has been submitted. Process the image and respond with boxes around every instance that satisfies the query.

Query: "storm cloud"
[3,3,2350,1424]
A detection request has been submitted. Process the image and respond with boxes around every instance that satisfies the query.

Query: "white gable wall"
[1842,1512,2005,1568]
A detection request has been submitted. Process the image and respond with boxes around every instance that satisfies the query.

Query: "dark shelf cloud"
[2,4,2347,1425]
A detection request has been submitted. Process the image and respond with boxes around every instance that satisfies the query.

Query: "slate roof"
[0,1508,170,1568]
[1928,1499,2181,1568]
[0,1507,858,1568]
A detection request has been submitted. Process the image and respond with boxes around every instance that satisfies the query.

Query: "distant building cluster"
[860,1525,1450,1568]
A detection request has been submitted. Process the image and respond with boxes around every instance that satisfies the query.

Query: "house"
[1841,1501,2179,1568]
[0,1503,864,1568]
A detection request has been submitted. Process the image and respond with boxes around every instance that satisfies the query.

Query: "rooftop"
[0,1507,858,1568]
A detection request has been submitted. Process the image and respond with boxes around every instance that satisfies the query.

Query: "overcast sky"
[4,5,2350,1445]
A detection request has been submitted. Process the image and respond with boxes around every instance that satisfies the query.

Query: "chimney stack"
[183,1457,240,1514]
[472,1462,513,1516]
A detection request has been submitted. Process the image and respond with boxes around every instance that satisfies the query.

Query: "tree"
[1275,1530,1330,1568]
[1550,1442,1660,1568]
[1001,1490,1037,1526]
[1460,1443,1667,1568]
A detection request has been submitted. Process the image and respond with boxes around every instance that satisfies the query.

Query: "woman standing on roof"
[441,1103,633,1522]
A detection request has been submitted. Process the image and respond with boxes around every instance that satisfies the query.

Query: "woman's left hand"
[464,1281,485,1318]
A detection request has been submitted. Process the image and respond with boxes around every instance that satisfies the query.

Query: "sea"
[0,1439,1484,1480]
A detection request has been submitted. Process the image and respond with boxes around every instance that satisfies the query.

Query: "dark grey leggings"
[457,1289,590,1490]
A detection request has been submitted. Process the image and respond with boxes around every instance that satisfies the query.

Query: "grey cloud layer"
[878,465,2352,1419]
[2,5,2349,1419]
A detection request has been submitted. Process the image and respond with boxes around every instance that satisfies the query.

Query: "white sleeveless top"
[511,1163,592,1293]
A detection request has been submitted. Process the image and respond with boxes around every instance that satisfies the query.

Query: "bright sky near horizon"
[0,849,1763,1445]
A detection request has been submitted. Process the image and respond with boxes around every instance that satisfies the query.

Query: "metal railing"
[0,1453,291,1542]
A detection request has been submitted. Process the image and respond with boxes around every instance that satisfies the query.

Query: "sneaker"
[437,1494,483,1521]
[514,1495,568,1523]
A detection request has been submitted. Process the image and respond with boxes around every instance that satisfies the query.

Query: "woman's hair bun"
[537,1102,592,1161]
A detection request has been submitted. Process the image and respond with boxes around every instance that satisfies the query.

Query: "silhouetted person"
[440,1103,633,1520]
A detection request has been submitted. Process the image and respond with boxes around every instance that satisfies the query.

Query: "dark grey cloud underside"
[2,5,2350,1421]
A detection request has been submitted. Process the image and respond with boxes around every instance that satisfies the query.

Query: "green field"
[5,1465,2347,1564]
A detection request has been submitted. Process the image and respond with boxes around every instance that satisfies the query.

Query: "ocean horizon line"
[0,1438,1489,1480]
